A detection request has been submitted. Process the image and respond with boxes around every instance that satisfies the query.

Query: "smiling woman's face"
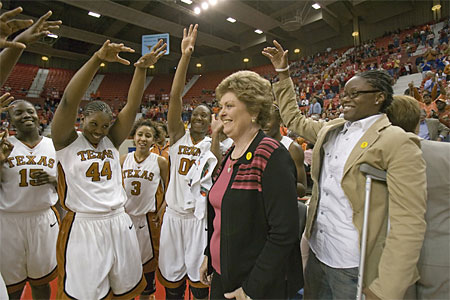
[341,76,384,122]
[219,91,255,140]
[82,111,112,146]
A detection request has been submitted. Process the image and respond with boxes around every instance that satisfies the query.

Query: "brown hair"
[386,95,420,133]
[216,70,272,127]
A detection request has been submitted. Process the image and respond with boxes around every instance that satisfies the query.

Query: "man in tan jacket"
[387,95,450,300]
[263,41,427,300]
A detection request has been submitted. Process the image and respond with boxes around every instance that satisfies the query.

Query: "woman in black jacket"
[200,70,303,299]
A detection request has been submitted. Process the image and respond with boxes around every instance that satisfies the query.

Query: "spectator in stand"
[433,97,450,131]
[308,96,322,116]
[265,40,426,300]
[386,95,450,300]
[423,72,441,94]
[408,80,440,117]
[418,109,449,141]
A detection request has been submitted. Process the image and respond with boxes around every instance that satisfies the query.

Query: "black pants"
[210,272,227,300]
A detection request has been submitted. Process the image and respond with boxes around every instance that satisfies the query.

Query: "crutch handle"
[360,164,387,182]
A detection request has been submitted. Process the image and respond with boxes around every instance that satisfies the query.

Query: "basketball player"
[263,105,307,198]
[0,5,61,299]
[150,122,169,160]
[157,24,220,299]
[0,100,59,300]
[51,39,166,299]
[121,119,169,299]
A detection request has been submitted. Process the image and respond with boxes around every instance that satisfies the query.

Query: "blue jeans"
[304,250,358,300]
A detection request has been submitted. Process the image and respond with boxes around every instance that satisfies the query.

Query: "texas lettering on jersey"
[177,145,201,156]
[77,149,114,161]
[5,155,55,169]
[122,169,155,182]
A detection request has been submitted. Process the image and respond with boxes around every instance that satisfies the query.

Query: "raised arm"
[210,114,223,166]
[168,24,198,145]
[0,93,15,182]
[289,142,307,198]
[52,41,134,150]
[109,40,166,148]
[155,155,169,222]
[263,40,324,143]
[0,7,61,86]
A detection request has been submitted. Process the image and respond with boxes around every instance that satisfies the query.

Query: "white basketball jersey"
[280,135,293,150]
[123,152,161,216]
[166,131,212,214]
[0,136,57,212]
[56,133,126,213]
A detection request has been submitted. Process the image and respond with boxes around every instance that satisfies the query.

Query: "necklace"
[227,130,258,173]
[227,157,237,173]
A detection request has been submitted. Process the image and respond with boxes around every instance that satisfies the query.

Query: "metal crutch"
[356,163,387,300]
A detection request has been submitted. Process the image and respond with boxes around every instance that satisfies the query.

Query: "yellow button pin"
[360,142,368,149]
[246,152,252,160]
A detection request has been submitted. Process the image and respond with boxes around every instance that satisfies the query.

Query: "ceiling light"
[201,2,209,10]
[196,63,202,68]
[312,3,321,9]
[100,63,106,67]
[254,29,263,34]
[432,4,441,11]
[88,11,101,18]
[181,0,193,4]
[209,0,218,6]
[47,33,58,39]
[194,7,201,14]
[41,56,49,61]
[243,58,249,63]
[226,17,236,23]
[294,48,300,54]
[149,65,155,69]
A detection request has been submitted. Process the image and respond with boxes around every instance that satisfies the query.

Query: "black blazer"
[206,130,304,299]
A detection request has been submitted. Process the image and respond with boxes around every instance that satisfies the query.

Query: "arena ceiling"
[0,0,435,64]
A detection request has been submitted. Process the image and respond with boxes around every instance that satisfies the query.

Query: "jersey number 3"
[86,161,112,181]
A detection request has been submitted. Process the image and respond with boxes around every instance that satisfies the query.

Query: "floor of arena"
[21,278,191,299]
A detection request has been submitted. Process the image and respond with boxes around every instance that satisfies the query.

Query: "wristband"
[275,65,289,72]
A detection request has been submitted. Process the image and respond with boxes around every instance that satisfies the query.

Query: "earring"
[375,101,379,104]
[251,118,256,123]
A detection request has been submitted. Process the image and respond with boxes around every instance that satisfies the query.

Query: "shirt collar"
[342,114,383,133]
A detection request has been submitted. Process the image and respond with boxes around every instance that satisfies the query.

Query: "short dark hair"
[356,70,394,113]
[83,100,113,119]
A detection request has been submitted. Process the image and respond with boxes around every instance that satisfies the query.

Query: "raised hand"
[95,40,135,65]
[134,39,167,68]
[0,131,13,163]
[211,114,224,136]
[262,40,289,70]
[0,92,14,113]
[0,3,33,49]
[181,24,198,55]
[14,10,62,46]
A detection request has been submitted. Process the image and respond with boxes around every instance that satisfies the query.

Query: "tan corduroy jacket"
[273,78,427,300]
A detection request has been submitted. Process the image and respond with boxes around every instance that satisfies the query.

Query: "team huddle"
[0,8,222,298]
[3,2,446,300]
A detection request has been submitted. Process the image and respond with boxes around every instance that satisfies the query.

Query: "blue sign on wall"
[142,33,170,55]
